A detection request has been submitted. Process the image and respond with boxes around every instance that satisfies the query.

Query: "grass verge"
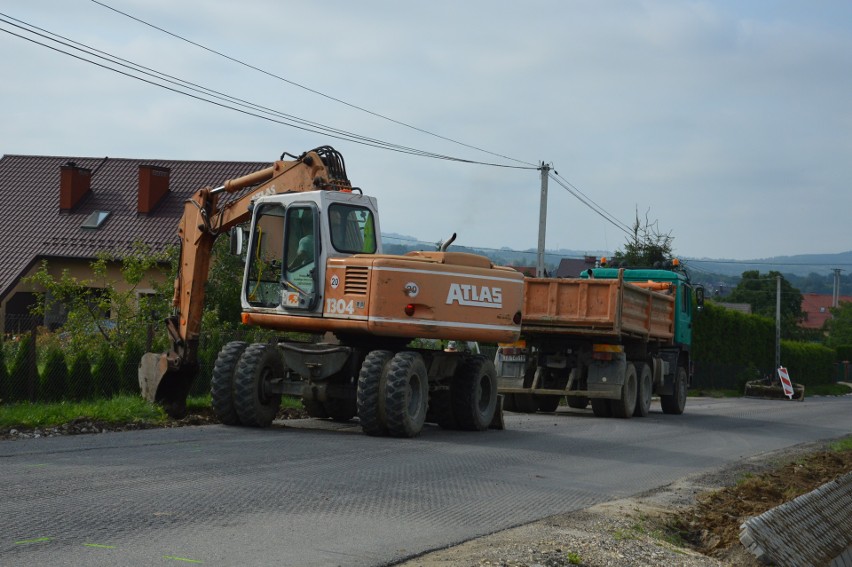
[0,395,167,429]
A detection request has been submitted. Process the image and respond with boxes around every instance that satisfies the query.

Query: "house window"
[819,307,826,313]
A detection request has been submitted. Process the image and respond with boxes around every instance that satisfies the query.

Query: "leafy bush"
[120,341,144,395]
[69,352,94,401]
[8,335,35,402]
[40,347,69,402]
[94,346,121,399]
[0,343,9,403]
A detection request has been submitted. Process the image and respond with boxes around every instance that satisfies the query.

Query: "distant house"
[556,256,598,278]
[800,293,852,330]
[0,154,269,333]
[511,266,537,277]
[714,302,753,315]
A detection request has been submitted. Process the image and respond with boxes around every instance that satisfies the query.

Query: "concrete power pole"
[775,275,781,372]
[833,268,842,308]
[536,163,550,278]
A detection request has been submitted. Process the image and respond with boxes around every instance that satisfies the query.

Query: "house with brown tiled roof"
[0,154,270,333]
[800,292,852,330]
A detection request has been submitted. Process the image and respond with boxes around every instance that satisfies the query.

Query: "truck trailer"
[497,263,704,418]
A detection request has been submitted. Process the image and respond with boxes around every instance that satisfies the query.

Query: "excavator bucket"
[138,353,197,418]
[744,378,805,401]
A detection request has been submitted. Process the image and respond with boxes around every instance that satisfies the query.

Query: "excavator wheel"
[384,351,429,438]
[357,350,394,436]
[590,398,612,417]
[211,341,248,425]
[536,395,562,413]
[233,343,283,427]
[451,356,498,431]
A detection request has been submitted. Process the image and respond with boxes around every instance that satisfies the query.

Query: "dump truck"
[140,146,525,438]
[497,263,704,418]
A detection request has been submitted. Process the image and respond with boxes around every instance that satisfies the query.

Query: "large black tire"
[233,343,283,427]
[384,351,429,438]
[512,393,539,413]
[428,388,458,429]
[452,356,498,431]
[211,341,248,425]
[611,363,637,418]
[302,399,329,418]
[634,363,652,417]
[661,366,688,415]
[590,398,612,417]
[536,395,562,412]
[324,398,357,423]
[566,396,589,409]
[356,350,393,436]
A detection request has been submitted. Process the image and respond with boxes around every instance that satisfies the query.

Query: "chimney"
[138,165,170,214]
[59,162,92,210]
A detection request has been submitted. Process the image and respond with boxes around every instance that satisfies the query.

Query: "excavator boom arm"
[140,147,352,416]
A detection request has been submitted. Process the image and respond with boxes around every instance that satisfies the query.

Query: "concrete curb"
[740,472,852,567]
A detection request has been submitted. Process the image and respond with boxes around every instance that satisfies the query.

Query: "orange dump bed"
[521,273,675,341]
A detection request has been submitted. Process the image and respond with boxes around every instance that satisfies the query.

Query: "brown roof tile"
[0,154,271,301]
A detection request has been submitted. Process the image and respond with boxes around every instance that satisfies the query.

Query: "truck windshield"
[328,204,376,254]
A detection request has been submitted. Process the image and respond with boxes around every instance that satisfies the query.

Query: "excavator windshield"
[328,203,377,254]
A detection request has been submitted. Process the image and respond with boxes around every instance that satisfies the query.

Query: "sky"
[1,1,851,263]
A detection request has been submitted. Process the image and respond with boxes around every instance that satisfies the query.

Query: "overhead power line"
[548,172,633,237]
[0,12,537,170]
[90,0,538,169]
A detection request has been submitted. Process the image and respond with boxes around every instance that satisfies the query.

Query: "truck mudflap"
[138,352,197,418]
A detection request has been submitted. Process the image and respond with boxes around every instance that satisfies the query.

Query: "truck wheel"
[591,398,612,417]
[661,366,688,415]
[512,394,539,413]
[611,363,637,419]
[428,389,458,429]
[324,398,357,422]
[357,350,393,436]
[634,363,652,417]
[302,399,329,419]
[211,341,248,425]
[566,396,589,409]
[384,351,428,438]
[452,356,498,431]
[233,343,283,427]
[536,395,562,412]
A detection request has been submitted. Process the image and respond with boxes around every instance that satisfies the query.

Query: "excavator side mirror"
[229,226,245,256]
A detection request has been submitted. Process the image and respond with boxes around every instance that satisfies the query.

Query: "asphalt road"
[1,396,850,567]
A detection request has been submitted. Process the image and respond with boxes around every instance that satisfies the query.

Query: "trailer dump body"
[521,272,675,341]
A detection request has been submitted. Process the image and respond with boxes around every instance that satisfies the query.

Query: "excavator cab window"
[329,203,377,254]
[246,203,286,307]
[284,206,319,300]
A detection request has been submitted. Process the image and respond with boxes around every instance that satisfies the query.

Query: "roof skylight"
[81,210,110,229]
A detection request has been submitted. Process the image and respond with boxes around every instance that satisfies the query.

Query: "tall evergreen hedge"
[40,347,69,402]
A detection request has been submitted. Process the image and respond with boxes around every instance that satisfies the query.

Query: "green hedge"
[834,345,852,362]
[780,340,835,387]
[693,302,835,389]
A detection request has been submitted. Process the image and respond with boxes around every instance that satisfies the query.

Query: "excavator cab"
[241,190,380,316]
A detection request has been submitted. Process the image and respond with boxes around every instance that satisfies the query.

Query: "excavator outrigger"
[140,146,525,437]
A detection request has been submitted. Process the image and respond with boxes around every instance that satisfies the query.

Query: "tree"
[726,271,803,339]
[825,301,852,349]
[612,208,674,267]
[24,242,173,355]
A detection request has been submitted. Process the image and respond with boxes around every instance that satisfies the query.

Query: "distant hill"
[684,251,852,278]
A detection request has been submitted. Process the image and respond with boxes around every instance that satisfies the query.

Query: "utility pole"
[775,274,781,371]
[832,268,842,308]
[536,162,550,278]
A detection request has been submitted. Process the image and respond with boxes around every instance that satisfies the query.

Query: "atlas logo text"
[446,284,502,308]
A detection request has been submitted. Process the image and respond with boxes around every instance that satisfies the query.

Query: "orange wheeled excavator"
[140,146,524,437]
